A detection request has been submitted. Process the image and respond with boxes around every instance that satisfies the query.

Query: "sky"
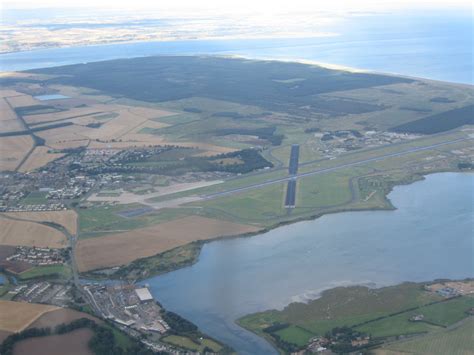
[3,0,472,12]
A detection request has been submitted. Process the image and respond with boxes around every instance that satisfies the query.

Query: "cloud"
[3,0,472,12]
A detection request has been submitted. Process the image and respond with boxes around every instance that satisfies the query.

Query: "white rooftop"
[135,287,153,301]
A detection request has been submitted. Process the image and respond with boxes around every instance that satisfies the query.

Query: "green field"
[196,181,287,224]
[102,323,135,350]
[162,335,223,352]
[21,191,49,205]
[78,203,146,235]
[274,325,315,347]
[380,317,474,355]
[17,264,72,280]
[77,203,192,237]
[356,312,437,338]
[238,282,474,352]
[296,170,356,209]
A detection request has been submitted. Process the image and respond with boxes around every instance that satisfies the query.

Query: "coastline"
[85,168,470,282]
[221,54,474,87]
[74,169,473,354]
[0,41,471,86]
[235,277,474,354]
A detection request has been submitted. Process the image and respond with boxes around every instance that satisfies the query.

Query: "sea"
[0,11,472,84]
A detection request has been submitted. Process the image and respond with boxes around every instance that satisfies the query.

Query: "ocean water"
[144,173,474,354]
[0,11,472,84]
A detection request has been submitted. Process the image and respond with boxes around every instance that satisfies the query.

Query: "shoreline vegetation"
[79,169,472,354]
[237,279,474,354]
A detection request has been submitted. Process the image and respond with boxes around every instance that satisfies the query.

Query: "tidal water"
[0,12,472,84]
[144,173,474,354]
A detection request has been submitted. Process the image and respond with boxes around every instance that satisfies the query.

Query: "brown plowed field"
[0,217,68,248]
[0,98,17,121]
[4,210,77,235]
[6,95,41,108]
[0,135,34,172]
[0,301,58,332]
[27,308,101,329]
[18,146,65,172]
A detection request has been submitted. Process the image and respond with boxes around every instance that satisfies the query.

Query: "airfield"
[0,55,473,355]
[0,56,473,276]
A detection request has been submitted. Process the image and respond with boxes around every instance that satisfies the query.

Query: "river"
[144,173,474,354]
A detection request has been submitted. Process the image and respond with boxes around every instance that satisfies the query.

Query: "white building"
[135,287,154,302]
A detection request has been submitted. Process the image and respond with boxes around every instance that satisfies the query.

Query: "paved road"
[40,222,103,314]
[0,213,100,313]
[3,97,37,172]
[202,137,470,200]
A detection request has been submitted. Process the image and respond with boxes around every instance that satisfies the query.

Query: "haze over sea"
[0,11,472,84]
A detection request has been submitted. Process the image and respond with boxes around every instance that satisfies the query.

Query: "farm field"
[4,94,41,108]
[0,217,68,248]
[0,135,33,172]
[0,55,472,354]
[0,119,24,133]
[355,295,474,337]
[0,86,238,156]
[0,98,18,122]
[0,300,58,332]
[375,317,474,355]
[17,264,72,280]
[1,56,467,166]
[18,146,65,172]
[19,191,49,205]
[238,280,474,353]
[0,88,27,98]
[4,210,78,235]
[238,283,439,345]
[23,105,115,125]
[75,215,261,271]
[27,308,101,329]
[162,335,223,352]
